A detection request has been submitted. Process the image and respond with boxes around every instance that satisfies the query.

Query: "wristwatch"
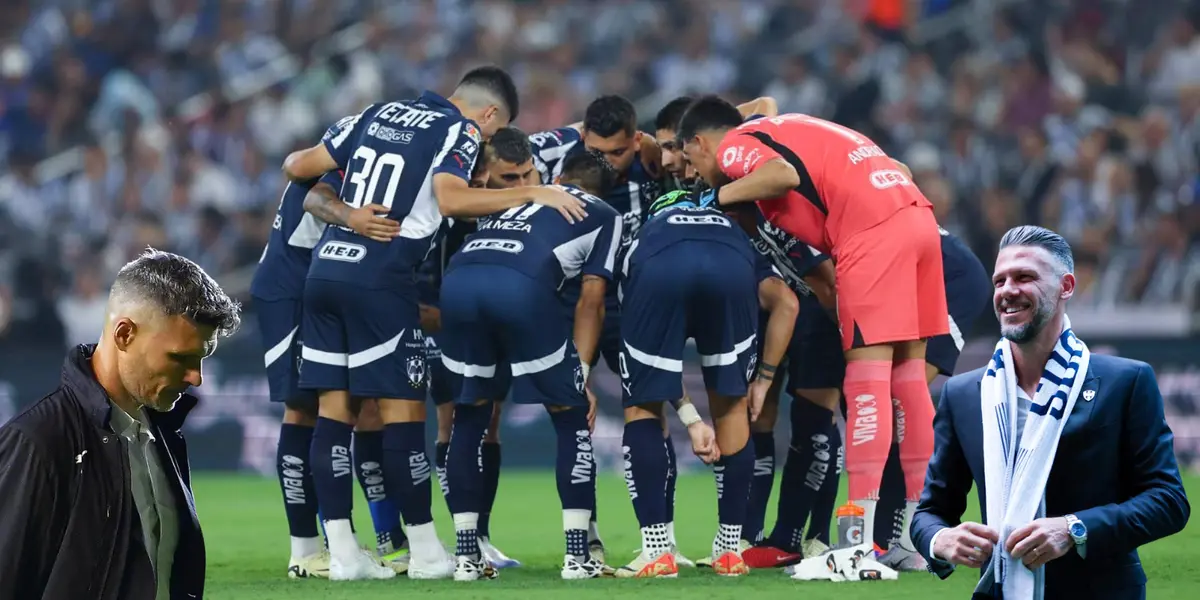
[1065,514,1087,559]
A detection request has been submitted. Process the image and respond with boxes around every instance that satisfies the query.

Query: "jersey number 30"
[345,146,406,210]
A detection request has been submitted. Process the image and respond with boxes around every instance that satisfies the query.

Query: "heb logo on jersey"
[462,238,524,254]
[868,169,911,190]
[318,241,367,263]
[667,213,730,227]
[366,122,414,144]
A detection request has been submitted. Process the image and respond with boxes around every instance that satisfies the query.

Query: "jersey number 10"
[344,146,407,210]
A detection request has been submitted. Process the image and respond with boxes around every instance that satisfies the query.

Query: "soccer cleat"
[695,539,750,568]
[561,554,609,580]
[671,545,696,568]
[710,549,750,577]
[479,536,521,569]
[328,548,396,581]
[801,538,830,559]
[742,544,804,568]
[380,547,410,575]
[614,550,678,578]
[287,550,330,579]
[876,545,929,572]
[408,544,455,580]
[588,539,607,565]
[453,555,498,581]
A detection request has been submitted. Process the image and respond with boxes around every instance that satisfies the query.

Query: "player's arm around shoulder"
[714,128,801,207]
[283,105,380,181]
[1071,357,1190,557]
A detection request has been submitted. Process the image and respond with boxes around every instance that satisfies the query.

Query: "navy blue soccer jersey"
[530,127,582,182]
[307,91,482,290]
[625,205,767,284]
[749,210,829,296]
[530,127,660,250]
[447,185,623,291]
[416,219,476,307]
[250,170,343,301]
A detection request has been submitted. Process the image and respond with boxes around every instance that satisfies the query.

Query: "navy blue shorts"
[440,264,585,406]
[423,333,456,405]
[299,279,427,400]
[927,233,991,376]
[787,293,846,390]
[253,297,317,408]
[620,242,759,406]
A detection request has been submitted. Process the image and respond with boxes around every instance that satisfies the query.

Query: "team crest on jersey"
[464,123,481,143]
[406,355,426,387]
[745,352,758,384]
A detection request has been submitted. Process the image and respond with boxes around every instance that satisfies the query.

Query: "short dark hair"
[655,96,694,133]
[483,127,533,165]
[112,248,241,336]
[457,65,519,121]
[560,149,617,198]
[677,95,744,142]
[999,225,1075,274]
[583,95,637,138]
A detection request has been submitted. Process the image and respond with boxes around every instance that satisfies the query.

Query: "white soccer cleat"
[328,548,395,581]
[561,554,608,579]
[453,555,498,581]
[408,548,455,580]
[479,536,521,569]
[876,545,928,572]
[287,550,330,579]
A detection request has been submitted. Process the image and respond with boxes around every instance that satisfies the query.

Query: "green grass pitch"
[199,471,1199,599]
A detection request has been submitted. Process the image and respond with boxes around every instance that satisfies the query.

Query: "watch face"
[1070,522,1086,537]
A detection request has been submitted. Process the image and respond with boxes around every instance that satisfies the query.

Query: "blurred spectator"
[0,0,1198,348]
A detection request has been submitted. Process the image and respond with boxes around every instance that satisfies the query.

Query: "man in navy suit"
[911,225,1190,599]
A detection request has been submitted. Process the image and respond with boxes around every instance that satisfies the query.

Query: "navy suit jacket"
[911,354,1190,600]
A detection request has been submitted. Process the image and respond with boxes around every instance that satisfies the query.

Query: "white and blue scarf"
[978,315,1089,600]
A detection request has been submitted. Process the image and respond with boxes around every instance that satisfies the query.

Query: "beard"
[997,289,1057,344]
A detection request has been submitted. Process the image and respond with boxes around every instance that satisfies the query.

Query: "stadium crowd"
[1,0,1199,351]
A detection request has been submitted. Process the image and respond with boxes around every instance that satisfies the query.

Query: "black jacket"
[0,345,206,599]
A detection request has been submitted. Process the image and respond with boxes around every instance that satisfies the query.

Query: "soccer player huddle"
[250,65,994,583]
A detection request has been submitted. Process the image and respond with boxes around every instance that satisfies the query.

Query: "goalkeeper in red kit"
[677,96,948,566]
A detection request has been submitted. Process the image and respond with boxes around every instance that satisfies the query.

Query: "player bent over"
[679,97,949,577]
[616,191,796,578]
[423,130,541,569]
[442,150,622,581]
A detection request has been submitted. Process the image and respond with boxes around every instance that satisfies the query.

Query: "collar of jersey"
[418,90,459,114]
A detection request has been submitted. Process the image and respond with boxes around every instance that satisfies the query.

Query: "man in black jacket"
[0,248,241,600]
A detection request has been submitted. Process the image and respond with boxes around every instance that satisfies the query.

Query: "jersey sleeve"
[786,243,830,278]
[582,209,624,281]
[717,126,785,180]
[530,127,582,182]
[432,120,482,182]
[321,104,379,169]
[317,169,344,191]
[755,251,783,284]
